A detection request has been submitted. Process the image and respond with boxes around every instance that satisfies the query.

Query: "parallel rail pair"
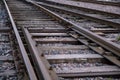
[3,0,120,80]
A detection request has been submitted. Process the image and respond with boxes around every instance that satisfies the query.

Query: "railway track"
[41,0,120,17]
[35,1,120,47]
[0,1,35,80]
[35,0,120,58]
[1,0,37,80]
[4,0,120,80]
[71,0,120,6]
[36,1,120,28]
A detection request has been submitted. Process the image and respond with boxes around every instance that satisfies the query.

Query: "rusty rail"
[3,0,38,80]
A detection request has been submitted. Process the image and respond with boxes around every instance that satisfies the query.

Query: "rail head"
[3,0,38,80]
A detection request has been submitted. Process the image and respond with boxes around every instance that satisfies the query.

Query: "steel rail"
[26,1,120,67]
[22,27,59,80]
[36,2,120,28]
[3,0,38,80]
[58,71,120,77]
[43,0,120,17]
[73,0,120,6]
